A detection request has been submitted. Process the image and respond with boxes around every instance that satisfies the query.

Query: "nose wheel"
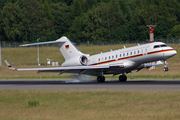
[164,60,169,72]
[164,67,169,71]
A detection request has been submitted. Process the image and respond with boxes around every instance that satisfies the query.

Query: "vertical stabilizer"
[20,36,84,61]
[56,36,83,60]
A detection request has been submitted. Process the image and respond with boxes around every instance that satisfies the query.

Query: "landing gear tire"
[163,60,169,72]
[163,67,169,71]
[97,76,105,82]
[119,75,127,82]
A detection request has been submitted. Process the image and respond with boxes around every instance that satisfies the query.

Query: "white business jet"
[5,36,177,82]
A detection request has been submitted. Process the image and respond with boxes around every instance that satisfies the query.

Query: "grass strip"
[0,90,180,120]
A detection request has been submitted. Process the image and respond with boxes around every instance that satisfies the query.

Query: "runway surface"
[0,79,180,90]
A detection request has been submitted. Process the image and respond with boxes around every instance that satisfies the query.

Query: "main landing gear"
[163,60,169,72]
[119,74,127,82]
[97,76,105,82]
[97,74,127,82]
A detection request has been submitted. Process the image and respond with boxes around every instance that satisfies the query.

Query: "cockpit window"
[154,44,168,49]
[160,44,167,47]
[154,45,160,48]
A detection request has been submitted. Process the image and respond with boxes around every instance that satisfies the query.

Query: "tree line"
[0,0,180,43]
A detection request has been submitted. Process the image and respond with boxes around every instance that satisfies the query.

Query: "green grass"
[1,44,180,120]
[0,90,180,120]
[28,100,40,107]
[0,43,180,79]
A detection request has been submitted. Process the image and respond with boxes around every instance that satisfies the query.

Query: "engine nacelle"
[79,55,88,65]
[61,55,89,67]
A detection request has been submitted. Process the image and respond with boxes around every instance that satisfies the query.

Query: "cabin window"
[134,51,136,54]
[127,53,129,56]
[123,53,125,56]
[130,52,132,55]
[112,55,114,59]
[109,56,111,59]
[116,55,118,58]
[105,57,107,60]
[138,50,139,54]
[98,58,100,61]
[120,54,121,57]
[102,57,103,61]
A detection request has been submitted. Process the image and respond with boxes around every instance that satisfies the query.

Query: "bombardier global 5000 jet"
[5,36,177,82]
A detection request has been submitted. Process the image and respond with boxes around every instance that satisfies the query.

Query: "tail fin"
[20,36,84,60]
[56,36,83,60]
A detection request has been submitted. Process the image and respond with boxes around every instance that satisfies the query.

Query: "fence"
[1,38,180,48]
[76,38,180,46]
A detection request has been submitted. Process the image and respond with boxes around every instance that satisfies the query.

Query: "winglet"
[4,60,16,70]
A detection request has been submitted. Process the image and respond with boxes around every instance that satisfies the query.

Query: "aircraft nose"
[164,49,177,59]
[173,50,177,55]
[170,49,177,58]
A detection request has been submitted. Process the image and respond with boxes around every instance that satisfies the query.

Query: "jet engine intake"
[80,55,88,65]
[61,55,89,67]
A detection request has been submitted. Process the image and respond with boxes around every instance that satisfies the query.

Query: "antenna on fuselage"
[123,46,126,49]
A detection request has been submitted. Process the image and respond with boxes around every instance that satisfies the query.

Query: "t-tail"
[55,37,89,66]
[56,37,84,60]
[20,36,89,66]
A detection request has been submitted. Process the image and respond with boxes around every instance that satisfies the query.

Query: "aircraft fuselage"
[86,42,176,76]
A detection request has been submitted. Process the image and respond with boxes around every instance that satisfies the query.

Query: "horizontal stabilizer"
[20,40,66,47]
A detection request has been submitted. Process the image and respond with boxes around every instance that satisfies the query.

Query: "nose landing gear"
[163,67,169,71]
[163,60,169,71]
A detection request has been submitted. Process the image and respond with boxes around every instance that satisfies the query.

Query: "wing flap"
[17,65,110,71]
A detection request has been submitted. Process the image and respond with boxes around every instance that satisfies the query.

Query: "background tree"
[2,0,54,42]
[82,2,117,41]
[167,25,180,38]
[2,3,20,41]
[1,0,180,42]
[51,2,71,39]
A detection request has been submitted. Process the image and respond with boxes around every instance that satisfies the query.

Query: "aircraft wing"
[5,60,124,76]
